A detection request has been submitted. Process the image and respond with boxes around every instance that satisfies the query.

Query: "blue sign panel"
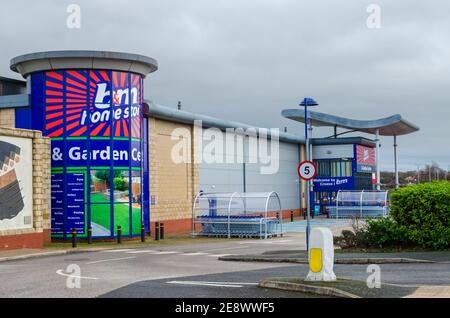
[65,173,85,233]
[313,177,354,191]
[51,173,64,234]
[357,163,376,173]
[51,139,142,167]
[51,173,85,234]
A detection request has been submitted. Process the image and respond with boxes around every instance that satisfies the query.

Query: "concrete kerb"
[0,248,110,263]
[219,255,435,264]
[259,279,360,298]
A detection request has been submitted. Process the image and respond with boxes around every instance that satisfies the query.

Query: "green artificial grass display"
[90,193,142,236]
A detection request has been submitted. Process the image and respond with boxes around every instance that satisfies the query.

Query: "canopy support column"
[394,135,399,189]
[375,129,381,191]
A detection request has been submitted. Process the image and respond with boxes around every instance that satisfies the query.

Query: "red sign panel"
[356,145,376,165]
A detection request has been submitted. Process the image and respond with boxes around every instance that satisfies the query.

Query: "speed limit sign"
[298,160,317,181]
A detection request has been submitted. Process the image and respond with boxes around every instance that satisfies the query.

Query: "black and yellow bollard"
[155,222,159,241]
[117,226,122,244]
[160,223,165,240]
[141,224,146,242]
[87,226,93,244]
[71,228,77,248]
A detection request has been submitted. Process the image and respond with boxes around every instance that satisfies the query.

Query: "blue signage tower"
[10,51,158,239]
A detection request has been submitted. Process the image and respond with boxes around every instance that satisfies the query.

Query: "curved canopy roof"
[282,109,419,136]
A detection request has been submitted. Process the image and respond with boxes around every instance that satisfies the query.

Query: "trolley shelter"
[192,192,283,239]
[328,190,390,219]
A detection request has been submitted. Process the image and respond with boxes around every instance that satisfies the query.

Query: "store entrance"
[313,191,337,217]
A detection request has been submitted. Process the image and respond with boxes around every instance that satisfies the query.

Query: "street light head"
[300,97,319,107]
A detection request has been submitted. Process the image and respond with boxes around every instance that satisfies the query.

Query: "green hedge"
[390,181,450,249]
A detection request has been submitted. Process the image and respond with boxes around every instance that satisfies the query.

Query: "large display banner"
[0,136,33,231]
[38,69,145,238]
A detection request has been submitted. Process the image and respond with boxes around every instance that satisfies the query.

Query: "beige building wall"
[148,117,198,234]
[0,109,15,128]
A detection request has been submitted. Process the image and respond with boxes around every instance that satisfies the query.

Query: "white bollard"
[305,227,336,282]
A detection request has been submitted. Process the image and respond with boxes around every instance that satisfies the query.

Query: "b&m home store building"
[0,51,418,249]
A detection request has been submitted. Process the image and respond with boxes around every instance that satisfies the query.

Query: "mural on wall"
[0,136,33,230]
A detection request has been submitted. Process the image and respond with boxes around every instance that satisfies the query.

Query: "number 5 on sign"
[298,160,317,181]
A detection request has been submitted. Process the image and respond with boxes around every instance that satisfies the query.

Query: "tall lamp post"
[300,97,318,250]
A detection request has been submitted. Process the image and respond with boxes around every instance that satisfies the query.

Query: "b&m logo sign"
[44,70,143,138]
[44,70,144,167]
[356,145,376,173]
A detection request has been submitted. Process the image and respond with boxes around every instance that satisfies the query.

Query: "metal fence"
[192,191,283,239]
[328,190,390,219]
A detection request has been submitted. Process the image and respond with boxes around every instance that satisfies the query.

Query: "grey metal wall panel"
[198,129,301,211]
[245,141,300,211]
[198,128,245,193]
[312,144,354,160]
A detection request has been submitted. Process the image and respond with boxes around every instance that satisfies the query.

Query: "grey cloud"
[1,0,449,171]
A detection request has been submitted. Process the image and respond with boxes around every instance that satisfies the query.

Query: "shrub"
[390,181,450,249]
[334,218,411,249]
[113,177,128,192]
[334,229,358,249]
[95,170,123,183]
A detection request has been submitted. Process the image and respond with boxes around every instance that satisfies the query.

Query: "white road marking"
[199,246,248,253]
[55,269,99,280]
[102,249,136,253]
[126,250,158,254]
[207,254,231,258]
[85,256,136,264]
[270,239,294,244]
[166,280,258,288]
[182,252,208,256]
[238,239,293,245]
[237,241,264,244]
[152,251,179,255]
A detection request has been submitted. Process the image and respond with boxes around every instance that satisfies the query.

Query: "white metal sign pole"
[304,104,311,251]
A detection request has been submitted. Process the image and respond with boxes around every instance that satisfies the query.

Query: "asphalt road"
[0,232,449,298]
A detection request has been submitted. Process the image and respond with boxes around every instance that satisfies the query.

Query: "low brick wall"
[0,126,51,250]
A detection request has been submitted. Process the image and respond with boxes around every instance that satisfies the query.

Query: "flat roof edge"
[144,101,305,145]
[10,50,158,78]
[0,76,26,85]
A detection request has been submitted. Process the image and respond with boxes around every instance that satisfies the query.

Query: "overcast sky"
[1,0,449,172]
